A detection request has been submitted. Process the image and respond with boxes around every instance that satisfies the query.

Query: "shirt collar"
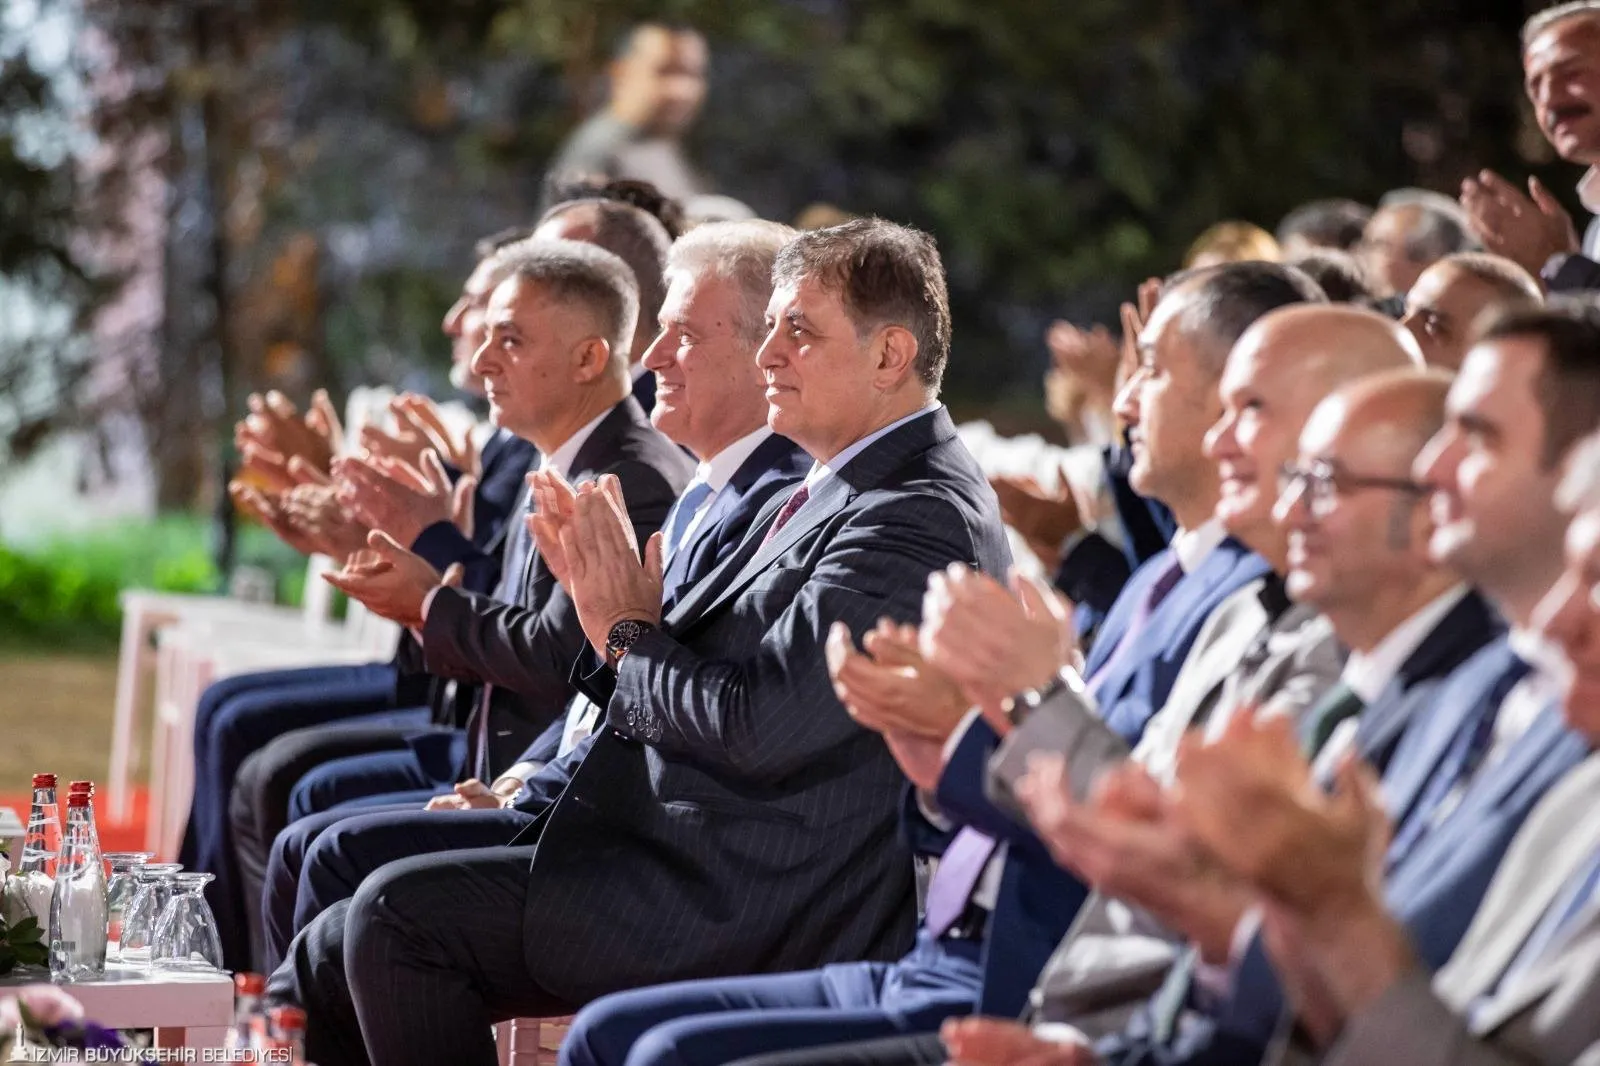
[540,406,612,481]
[803,403,941,492]
[1342,585,1469,703]
[694,426,773,493]
[1580,168,1600,216]
[1170,517,1227,575]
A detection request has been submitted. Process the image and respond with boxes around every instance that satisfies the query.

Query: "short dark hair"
[1276,199,1373,252]
[541,175,687,240]
[538,198,673,332]
[772,218,952,390]
[473,226,535,262]
[494,239,639,362]
[1164,261,1329,373]
[1478,298,1600,467]
[1288,250,1378,305]
[1376,190,1478,263]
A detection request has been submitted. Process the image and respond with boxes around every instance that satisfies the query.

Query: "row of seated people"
[174,9,1600,1065]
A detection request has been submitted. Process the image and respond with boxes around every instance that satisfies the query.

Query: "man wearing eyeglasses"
[1276,368,1503,776]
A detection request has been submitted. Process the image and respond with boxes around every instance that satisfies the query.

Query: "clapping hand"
[1016,753,1243,958]
[235,389,343,491]
[526,469,579,587]
[229,481,322,558]
[942,1016,1099,1066]
[323,530,457,629]
[393,393,481,478]
[559,475,663,658]
[279,482,370,560]
[825,619,968,789]
[335,451,475,548]
[989,474,1084,565]
[918,565,1078,723]
[1460,169,1579,276]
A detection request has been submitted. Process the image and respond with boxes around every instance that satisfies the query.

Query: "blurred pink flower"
[0,985,86,1030]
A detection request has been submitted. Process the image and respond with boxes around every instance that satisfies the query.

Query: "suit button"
[626,710,637,728]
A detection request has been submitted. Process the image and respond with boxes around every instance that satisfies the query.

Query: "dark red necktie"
[761,484,811,545]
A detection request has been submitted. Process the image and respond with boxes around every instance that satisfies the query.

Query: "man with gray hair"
[252,221,815,967]
[1461,1,1600,292]
[1359,188,1478,300]
[270,218,1010,1066]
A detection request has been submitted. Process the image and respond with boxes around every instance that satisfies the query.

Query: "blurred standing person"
[1358,190,1477,302]
[1276,199,1374,258]
[550,23,711,204]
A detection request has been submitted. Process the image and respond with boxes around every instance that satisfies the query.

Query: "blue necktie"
[1386,656,1531,870]
[1087,554,1184,699]
[493,486,534,604]
[661,480,715,563]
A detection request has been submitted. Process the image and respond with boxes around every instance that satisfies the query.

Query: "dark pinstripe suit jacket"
[509,406,1011,1005]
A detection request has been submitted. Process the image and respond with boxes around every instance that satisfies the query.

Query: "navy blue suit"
[1091,538,1272,745]
[178,426,537,969]
[257,436,810,970]
[1100,637,1590,1066]
[553,533,1265,1066]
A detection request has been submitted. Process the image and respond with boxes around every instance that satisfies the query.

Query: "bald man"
[1278,370,1503,775]
[1401,253,1544,370]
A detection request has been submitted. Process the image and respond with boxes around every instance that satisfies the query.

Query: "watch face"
[607,619,653,653]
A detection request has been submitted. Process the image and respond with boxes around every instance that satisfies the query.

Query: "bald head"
[1205,305,1420,564]
[1278,368,1456,648]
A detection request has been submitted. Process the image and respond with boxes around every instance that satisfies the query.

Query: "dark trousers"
[268,846,574,1066]
[727,1032,946,1066]
[229,714,428,970]
[286,745,446,821]
[178,662,399,968]
[262,803,529,971]
[560,931,981,1066]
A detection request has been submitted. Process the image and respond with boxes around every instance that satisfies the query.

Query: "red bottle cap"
[66,793,89,808]
[234,972,267,996]
[69,781,93,795]
[31,774,56,788]
[269,1005,307,1032]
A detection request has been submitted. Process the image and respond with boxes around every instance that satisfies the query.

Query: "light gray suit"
[1002,577,1345,1034]
[1328,750,1600,1066]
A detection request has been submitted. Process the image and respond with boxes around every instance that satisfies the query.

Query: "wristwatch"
[1010,672,1071,729]
[605,618,657,665]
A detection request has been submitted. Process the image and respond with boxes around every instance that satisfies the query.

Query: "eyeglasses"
[1277,460,1426,516]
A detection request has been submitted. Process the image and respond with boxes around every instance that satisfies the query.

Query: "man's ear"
[572,337,615,383]
[874,325,921,388]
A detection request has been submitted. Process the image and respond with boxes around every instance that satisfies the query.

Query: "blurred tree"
[10,0,1563,515]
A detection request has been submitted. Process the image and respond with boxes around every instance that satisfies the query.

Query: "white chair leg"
[494,1022,514,1066]
[107,602,153,826]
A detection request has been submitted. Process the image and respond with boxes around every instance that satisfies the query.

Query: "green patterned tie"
[1300,682,1364,757]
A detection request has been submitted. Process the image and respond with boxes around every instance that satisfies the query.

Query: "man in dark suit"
[264,219,1011,1066]
[225,195,678,878]
[253,220,809,966]
[180,227,542,968]
[554,263,1319,1066]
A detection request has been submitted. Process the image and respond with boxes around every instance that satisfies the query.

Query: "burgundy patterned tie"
[761,484,811,545]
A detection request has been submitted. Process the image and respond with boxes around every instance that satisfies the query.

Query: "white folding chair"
[495,1017,572,1066]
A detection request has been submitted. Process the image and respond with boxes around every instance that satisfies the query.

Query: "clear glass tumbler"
[118,862,182,970]
[152,872,223,972]
[104,852,153,962]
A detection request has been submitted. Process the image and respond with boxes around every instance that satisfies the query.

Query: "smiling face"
[1111,290,1224,522]
[1525,15,1600,166]
[1275,389,1434,630]
[640,269,768,459]
[1532,504,1600,741]
[1413,337,1569,619]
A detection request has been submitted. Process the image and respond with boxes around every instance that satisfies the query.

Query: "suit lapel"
[1456,754,1600,1028]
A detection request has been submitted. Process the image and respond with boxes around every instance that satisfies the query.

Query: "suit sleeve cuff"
[496,761,543,787]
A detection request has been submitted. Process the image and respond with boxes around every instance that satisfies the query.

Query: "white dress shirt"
[801,404,942,497]
[1313,585,1470,777]
[1580,168,1600,260]
[670,426,773,558]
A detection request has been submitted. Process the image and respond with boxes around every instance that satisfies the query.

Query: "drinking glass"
[118,862,182,970]
[152,873,223,972]
[104,852,153,961]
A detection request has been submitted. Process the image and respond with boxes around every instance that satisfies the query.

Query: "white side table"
[0,964,234,1050]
